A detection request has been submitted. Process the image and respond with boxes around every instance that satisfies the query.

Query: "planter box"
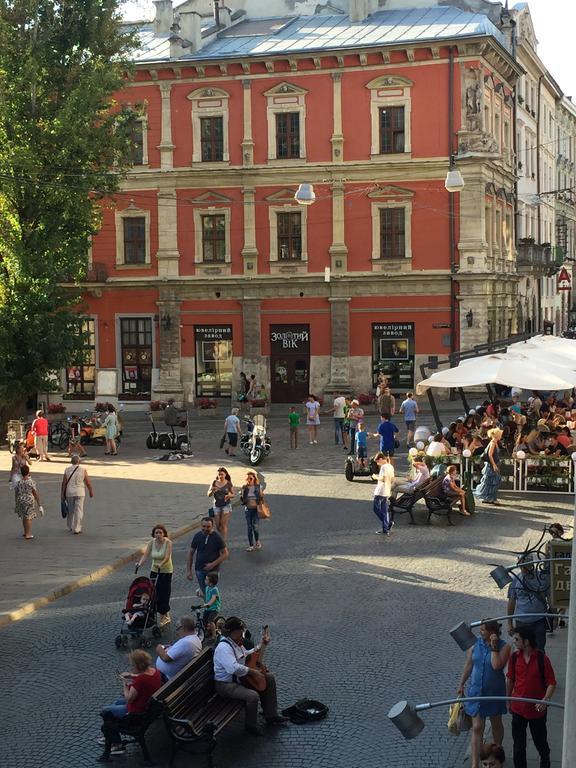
[196,407,219,417]
[249,404,269,416]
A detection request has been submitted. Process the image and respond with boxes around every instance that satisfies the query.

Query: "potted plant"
[196,397,218,416]
[47,403,66,421]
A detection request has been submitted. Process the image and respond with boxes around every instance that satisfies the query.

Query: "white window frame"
[264,83,308,162]
[365,76,412,158]
[115,204,151,267]
[371,201,412,261]
[193,207,231,264]
[187,87,230,164]
[269,205,308,262]
[131,116,149,166]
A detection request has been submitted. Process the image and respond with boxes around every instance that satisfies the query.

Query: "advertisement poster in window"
[195,326,233,398]
[372,323,415,391]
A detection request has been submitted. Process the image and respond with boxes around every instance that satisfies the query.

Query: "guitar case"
[281,699,329,724]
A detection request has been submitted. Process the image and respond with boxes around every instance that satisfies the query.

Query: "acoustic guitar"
[241,625,270,692]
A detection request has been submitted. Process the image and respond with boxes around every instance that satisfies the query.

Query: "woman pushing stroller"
[135,524,173,627]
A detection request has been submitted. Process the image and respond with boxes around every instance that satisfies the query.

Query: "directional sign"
[549,539,572,608]
[557,267,572,292]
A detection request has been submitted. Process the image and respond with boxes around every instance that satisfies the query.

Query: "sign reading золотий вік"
[549,539,572,609]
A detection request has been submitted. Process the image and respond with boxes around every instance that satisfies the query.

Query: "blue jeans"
[334,418,344,444]
[245,506,260,546]
[349,427,357,453]
[373,495,391,532]
[102,697,128,719]
[196,570,207,592]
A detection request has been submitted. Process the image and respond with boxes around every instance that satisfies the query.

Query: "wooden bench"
[389,480,432,525]
[153,646,244,768]
[423,477,459,526]
[98,701,162,765]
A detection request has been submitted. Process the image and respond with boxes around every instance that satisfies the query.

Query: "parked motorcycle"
[240,415,271,466]
[80,411,123,446]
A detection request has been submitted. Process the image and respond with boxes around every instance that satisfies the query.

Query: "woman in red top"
[99,650,162,758]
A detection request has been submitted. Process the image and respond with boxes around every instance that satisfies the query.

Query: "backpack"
[509,649,547,689]
[281,699,329,724]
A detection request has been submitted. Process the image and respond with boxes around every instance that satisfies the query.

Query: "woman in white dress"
[305,394,320,444]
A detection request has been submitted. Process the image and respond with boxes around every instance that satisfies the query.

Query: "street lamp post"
[450,613,568,651]
[389,697,564,740]
[488,557,572,589]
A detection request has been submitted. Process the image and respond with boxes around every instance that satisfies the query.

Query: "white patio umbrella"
[505,344,576,371]
[509,336,576,362]
[416,352,576,395]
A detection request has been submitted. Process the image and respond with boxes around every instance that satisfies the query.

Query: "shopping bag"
[257,500,271,519]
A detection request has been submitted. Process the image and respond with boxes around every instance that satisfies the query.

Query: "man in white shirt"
[331,392,347,447]
[155,617,202,680]
[213,617,288,734]
[371,452,395,536]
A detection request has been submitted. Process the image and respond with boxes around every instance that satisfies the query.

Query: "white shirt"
[213,639,255,683]
[64,465,86,498]
[333,396,346,419]
[426,441,446,457]
[156,634,202,679]
[374,463,394,497]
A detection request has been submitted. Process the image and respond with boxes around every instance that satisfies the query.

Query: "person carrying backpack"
[506,625,556,768]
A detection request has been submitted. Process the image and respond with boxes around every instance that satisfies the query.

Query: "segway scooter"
[146,415,170,449]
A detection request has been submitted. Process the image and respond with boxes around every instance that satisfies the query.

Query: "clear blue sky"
[122,1,576,98]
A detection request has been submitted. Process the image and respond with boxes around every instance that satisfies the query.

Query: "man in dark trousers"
[506,625,556,768]
[186,517,228,592]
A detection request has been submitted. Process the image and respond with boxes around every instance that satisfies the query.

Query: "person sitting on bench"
[391,459,430,499]
[442,464,470,516]
[213,617,289,735]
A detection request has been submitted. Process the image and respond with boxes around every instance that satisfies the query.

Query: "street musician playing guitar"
[213,616,289,735]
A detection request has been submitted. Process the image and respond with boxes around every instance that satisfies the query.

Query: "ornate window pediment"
[368,185,414,200]
[187,87,230,102]
[365,75,413,90]
[263,82,308,97]
[192,191,232,203]
[265,188,297,202]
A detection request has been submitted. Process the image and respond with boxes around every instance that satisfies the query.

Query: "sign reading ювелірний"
[549,539,572,609]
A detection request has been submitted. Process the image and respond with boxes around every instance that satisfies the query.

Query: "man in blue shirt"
[354,423,368,467]
[373,413,399,456]
[399,392,419,448]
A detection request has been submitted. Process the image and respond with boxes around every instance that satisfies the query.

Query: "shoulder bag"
[257,490,271,520]
[61,466,80,518]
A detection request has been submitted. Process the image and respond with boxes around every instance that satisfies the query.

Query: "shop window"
[264,82,307,161]
[188,87,230,164]
[115,204,151,267]
[372,322,415,390]
[379,208,405,259]
[366,76,412,157]
[277,212,302,260]
[200,116,224,162]
[120,317,152,399]
[276,113,300,159]
[66,318,96,396]
[195,326,233,398]
[379,107,405,154]
[201,214,226,262]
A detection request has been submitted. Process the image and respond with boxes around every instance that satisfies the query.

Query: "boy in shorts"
[355,423,368,468]
[201,572,221,639]
[289,406,300,449]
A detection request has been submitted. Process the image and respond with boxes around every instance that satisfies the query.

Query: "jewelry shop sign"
[549,539,572,609]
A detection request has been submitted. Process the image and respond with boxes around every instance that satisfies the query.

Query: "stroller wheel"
[152,626,162,639]
[122,635,129,649]
[145,638,153,648]
[115,635,122,649]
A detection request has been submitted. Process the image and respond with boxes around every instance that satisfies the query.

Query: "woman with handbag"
[135,524,174,626]
[241,471,263,552]
[14,465,42,539]
[457,621,510,768]
[208,467,235,541]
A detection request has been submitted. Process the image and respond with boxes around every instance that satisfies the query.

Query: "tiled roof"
[132,5,505,63]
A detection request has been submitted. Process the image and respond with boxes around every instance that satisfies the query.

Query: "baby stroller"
[115,576,161,649]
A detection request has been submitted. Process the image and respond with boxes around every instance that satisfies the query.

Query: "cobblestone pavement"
[0,409,571,767]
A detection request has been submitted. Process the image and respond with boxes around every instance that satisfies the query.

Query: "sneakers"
[110,745,126,755]
[158,613,171,627]
[255,541,262,549]
[246,546,254,552]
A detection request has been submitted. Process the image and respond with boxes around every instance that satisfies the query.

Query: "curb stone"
[0,516,203,629]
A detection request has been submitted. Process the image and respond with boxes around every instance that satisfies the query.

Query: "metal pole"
[561,456,576,767]
[414,696,564,712]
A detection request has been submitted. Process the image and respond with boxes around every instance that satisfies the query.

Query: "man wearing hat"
[507,554,550,651]
[213,617,288,734]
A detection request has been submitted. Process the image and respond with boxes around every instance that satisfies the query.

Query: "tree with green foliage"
[0,0,139,414]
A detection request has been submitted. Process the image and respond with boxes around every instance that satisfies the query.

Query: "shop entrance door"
[270,325,310,403]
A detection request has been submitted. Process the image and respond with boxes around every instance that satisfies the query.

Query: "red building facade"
[64,4,519,406]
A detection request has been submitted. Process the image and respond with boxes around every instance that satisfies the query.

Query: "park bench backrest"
[154,647,215,716]
[424,478,444,499]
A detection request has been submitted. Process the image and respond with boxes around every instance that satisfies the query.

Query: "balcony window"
[200,116,224,162]
[277,212,302,260]
[276,112,300,159]
[201,214,226,262]
[379,107,405,154]
[380,208,405,258]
